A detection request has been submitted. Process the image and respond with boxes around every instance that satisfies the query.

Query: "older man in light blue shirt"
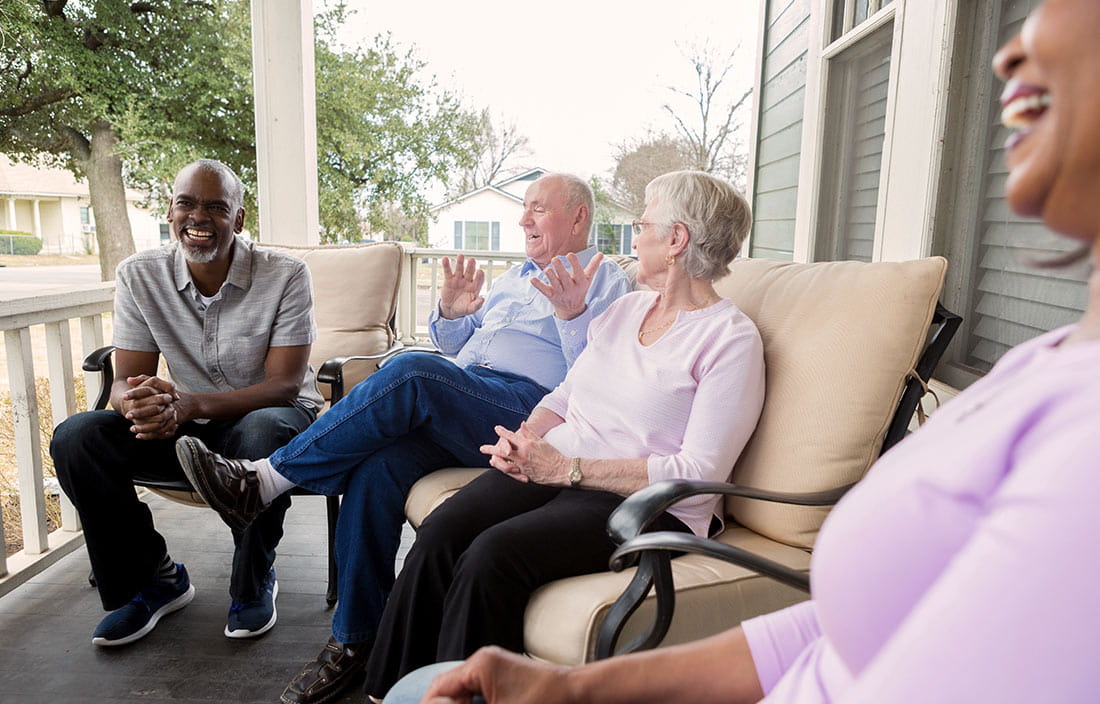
[175,172,631,704]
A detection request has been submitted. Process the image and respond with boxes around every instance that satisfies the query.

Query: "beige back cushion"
[716,257,947,549]
[268,242,403,399]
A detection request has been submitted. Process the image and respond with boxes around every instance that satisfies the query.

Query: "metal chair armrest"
[81,345,116,411]
[610,531,810,593]
[607,479,854,545]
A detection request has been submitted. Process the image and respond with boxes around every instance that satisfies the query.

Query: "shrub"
[0,230,43,255]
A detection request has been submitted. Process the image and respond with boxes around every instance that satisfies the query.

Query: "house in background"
[746,0,1082,393]
[428,167,637,255]
[0,154,167,254]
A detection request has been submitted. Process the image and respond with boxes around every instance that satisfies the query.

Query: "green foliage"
[312,27,481,242]
[0,0,481,245]
[0,230,42,254]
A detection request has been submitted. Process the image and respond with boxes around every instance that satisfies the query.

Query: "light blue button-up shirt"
[428,247,631,390]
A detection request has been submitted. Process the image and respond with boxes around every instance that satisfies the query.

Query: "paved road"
[0,264,103,298]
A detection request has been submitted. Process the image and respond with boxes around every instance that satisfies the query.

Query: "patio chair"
[82,241,405,606]
[403,255,956,664]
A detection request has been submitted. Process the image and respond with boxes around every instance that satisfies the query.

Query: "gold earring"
[665,254,675,267]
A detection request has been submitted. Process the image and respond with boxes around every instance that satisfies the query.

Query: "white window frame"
[787,0,957,264]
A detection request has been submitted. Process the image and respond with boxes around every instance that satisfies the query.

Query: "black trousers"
[362,469,691,698]
[51,406,314,609]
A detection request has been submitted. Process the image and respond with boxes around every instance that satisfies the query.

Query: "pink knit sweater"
[538,291,766,536]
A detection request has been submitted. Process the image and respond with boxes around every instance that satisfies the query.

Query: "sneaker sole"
[224,580,279,639]
[92,583,196,647]
[175,437,250,532]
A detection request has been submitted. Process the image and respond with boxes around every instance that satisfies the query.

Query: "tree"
[0,0,481,277]
[450,110,532,195]
[608,132,695,216]
[312,27,481,241]
[663,41,752,189]
[0,0,229,279]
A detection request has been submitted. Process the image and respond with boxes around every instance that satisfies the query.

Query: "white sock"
[254,458,296,505]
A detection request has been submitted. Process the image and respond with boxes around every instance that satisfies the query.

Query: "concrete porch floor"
[0,493,415,703]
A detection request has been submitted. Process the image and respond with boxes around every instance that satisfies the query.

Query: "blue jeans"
[383,661,475,704]
[52,405,314,609]
[269,352,548,643]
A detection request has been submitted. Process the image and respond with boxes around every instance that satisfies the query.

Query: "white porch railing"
[0,283,114,595]
[0,247,527,594]
[395,247,528,341]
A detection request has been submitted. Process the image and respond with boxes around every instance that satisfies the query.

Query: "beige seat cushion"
[716,257,947,548]
[269,242,403,399]
[523,526,810,664]
[405,467,488,528]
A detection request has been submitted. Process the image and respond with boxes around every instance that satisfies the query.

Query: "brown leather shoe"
[280,637,371,704]
[174,436,265,532]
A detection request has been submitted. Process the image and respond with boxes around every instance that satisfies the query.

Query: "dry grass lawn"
[0,253,98,267]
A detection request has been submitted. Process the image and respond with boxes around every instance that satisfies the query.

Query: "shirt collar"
[520,245,599,276]
[172,235,253,294]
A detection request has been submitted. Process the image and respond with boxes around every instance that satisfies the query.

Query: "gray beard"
[181,243,218,264]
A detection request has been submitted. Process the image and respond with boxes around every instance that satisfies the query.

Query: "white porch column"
[250,0,320,246]
[5,197,15,231]
[31,199,42,238]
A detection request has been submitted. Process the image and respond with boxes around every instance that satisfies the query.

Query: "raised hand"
[439,254,486,320]
[530,251,603,321]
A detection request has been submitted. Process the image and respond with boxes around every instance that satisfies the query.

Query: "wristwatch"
[569,457,583,487]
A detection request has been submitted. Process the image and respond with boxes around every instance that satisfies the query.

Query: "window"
[591,223,630,255]
[79,205,95,234]
[452,221,500,250]
[830,0,894,42]
[159,223,171,242]
[814,5,895,263]
[932,0,1087,387]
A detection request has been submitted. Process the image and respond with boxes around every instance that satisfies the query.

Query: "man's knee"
[50,410,125,469]
[223,407,310,459]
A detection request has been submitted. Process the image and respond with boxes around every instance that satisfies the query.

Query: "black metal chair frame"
[593,303,962,659]
[82,341,404,607]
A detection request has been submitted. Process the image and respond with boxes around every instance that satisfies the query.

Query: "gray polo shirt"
[113,236,324,414]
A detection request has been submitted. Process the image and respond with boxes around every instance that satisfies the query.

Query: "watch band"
[569,457,583,487]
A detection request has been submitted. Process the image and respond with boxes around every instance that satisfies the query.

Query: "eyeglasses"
[631,220,671,235]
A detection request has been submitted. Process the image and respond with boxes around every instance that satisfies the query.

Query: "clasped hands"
[480,422,569,486]
[438,251,604,321]
[119,375,188,440]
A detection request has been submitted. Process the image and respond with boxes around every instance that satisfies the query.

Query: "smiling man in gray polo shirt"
[52,159,323,647]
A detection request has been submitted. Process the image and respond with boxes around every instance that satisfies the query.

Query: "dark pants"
[362,470,691,698]
[51,405,314,610]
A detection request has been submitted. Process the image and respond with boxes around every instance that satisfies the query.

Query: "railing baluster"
[430,256,439,317]
[44,320,81,532]
[4,327,48,555]
[80,314,105,413]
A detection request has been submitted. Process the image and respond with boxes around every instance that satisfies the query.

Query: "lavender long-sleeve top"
[537,291,765,537]
[743,325,1100,702]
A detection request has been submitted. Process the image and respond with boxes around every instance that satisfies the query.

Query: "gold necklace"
[637,318,675,342]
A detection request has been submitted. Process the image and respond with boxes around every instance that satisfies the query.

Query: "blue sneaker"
[92,563,195,646]
[225,568,278,638]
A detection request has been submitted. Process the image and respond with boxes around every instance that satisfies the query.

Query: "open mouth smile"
[1001,80,1051,150]
[182,227,215,243]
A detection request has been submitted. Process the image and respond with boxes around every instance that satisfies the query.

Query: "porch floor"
[0,493,414,703]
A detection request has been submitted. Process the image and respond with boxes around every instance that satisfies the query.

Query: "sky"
[337,0,761,188]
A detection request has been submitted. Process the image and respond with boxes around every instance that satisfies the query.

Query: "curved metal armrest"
[611,531,810,593]
[607,479,855,544]
[82,345,117,411]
